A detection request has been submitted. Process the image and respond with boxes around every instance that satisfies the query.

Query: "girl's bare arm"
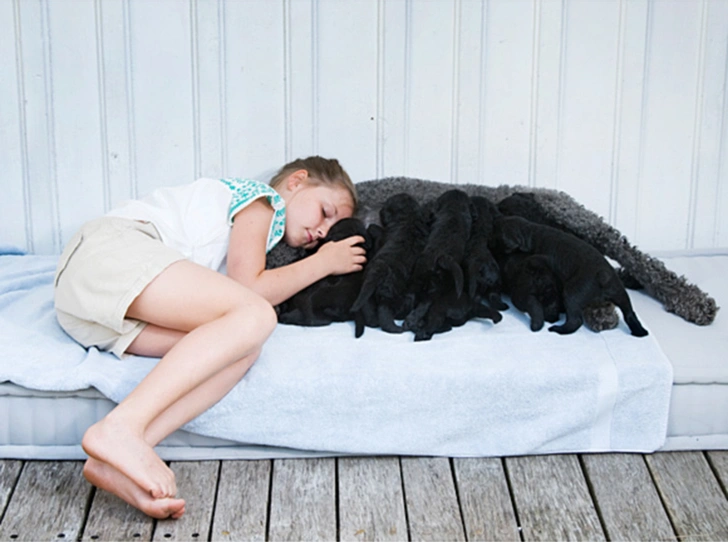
[225,199,365,306]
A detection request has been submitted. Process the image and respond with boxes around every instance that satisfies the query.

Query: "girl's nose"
[317,222,331,239]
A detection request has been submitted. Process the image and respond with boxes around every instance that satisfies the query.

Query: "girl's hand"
[315,236,367,275]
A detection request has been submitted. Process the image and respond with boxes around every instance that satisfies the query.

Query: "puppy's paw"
[548,323,579,335]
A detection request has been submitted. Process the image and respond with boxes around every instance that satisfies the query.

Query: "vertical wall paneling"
[14,0,61,254]
[283,0,292,162]
[690,0,728,248]
[527,0,540,189]
[2,0,727,253]
[451,0,485,184]
[375,0,385,179]
[612,0,649,243]
[379,0,408,178]
[190,0,201,180]
[685,0,708,249]
[193,0,225,179]
[0,0,27,250]
[449,0,461,183]
[556,1,620,220]
[316,0,378,183]
[127,0,194,196]
[98,0,136,210]
[637,0,703,250]
[480,0,535,186]
[405,0,456,182]
[49,0,107,249]
[286,0,315,162]
[531,0,565,191]
[222,0,285,180]
[94,0,111,214]
[719,20,728,247]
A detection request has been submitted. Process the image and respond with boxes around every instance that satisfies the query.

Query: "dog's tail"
[351,262,388,312]
[438,255,465,298]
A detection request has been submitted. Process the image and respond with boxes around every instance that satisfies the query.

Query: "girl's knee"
[256,300,278,338]
[231,293,277,341]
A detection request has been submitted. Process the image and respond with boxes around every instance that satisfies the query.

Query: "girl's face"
[280,171,355,249]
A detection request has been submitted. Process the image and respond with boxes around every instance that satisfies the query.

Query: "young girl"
[53,156,365,519]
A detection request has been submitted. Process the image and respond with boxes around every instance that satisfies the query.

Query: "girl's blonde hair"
[270,156,358,212]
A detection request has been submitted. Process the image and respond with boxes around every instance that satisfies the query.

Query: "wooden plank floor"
[0,452,727,541]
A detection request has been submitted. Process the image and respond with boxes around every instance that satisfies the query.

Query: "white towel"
[0,253,672,456]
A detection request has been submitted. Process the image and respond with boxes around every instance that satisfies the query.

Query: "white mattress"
[628,250,728,450]
[0,250,725,459]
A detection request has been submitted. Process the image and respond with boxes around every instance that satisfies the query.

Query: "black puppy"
[411,189,473,299]
[405,286,502,341]
[463,195,508,311]
[351,193,429,337]
[499,252,564,331]
[497,192,567,232]
[277,218,377,326]
[493,216,648,337]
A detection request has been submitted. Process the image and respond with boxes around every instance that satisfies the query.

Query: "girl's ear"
[286,169,309,191]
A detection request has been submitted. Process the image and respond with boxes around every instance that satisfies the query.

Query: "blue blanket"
[0,252,673,456]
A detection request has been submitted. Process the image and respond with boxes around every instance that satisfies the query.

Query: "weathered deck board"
[707,450,728,491]
[647,451,728,541]
[400,457,465,541]
[581,453,675,541]
[506,454,605,541]
[0,460,22,520]
[452,457,520,541]
[82,480,154,541]
[1,452,727,541]
[210,459,271,541]
[153,461,219,541]
[0,461,91,541]
[337,456,407,541]
[268,458,336,541]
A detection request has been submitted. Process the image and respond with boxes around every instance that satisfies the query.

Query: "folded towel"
[0,254,673,456]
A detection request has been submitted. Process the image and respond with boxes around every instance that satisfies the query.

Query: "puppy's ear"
[497,219,528,253]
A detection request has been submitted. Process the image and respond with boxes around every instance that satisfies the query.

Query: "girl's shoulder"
[220,178,285,218]
[220,178,286,252]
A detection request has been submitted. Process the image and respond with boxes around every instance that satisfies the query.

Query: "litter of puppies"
[277,189,649,340]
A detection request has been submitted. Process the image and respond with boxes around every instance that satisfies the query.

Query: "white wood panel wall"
[1,0,727,254]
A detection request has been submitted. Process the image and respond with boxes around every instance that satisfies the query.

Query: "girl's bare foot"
[84,458,185,519]
[82,417,177,499]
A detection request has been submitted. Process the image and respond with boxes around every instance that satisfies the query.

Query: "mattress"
[0,250,725,459]
[629,249,728,451]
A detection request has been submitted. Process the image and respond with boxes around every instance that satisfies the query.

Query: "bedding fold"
[0,254,673,456]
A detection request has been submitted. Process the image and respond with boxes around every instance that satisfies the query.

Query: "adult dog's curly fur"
[267,177,719,328]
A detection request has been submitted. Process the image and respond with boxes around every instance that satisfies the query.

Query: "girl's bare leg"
[84,330,260,518]
[81,261,277,504]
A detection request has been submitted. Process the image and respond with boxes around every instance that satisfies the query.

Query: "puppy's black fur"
[493,216,648,337]
[277,218,376,326]
[499,253,564,331]
[405,287,502,341]
[498,192,567,232]
[351,193,429,337]
[464,196,508,311]
[411,189,473,299]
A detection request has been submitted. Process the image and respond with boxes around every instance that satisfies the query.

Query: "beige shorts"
[54,216,186,357]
